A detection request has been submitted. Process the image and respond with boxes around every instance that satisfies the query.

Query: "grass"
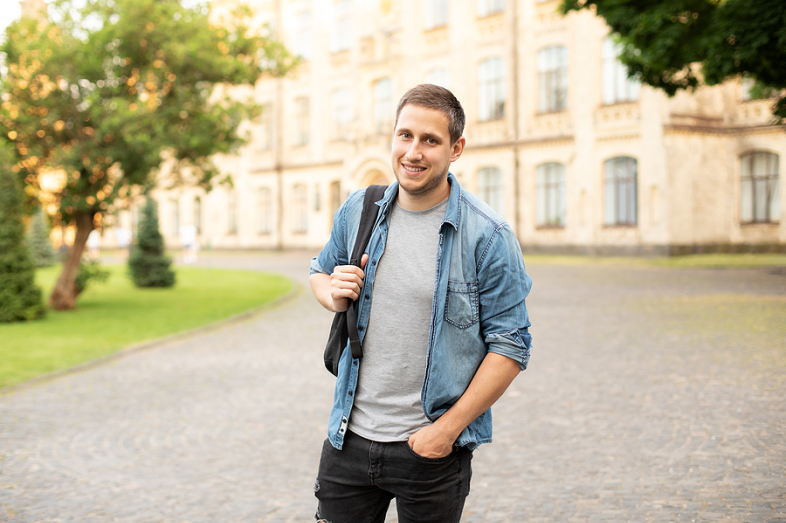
[0,264,293,389]
[523,253,786,268]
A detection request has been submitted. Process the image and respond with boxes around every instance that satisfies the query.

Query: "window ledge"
[536,224,565,230]
[602,224,637,229]
[740,221,779,227]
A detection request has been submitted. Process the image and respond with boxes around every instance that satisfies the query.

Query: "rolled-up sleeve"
[478,225,533,371]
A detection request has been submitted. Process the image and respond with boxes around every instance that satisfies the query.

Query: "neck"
[397,179,451,211]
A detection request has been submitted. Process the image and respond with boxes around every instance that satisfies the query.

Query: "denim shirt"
[310,174,532,451]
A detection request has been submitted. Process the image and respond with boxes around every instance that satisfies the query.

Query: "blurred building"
[128,0,784,254]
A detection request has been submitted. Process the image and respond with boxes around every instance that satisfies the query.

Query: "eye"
[426,138,437,145]
[400,132,411,139]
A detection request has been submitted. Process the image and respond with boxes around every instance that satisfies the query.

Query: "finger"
[360,254,369,269]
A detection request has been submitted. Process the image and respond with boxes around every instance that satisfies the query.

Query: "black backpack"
[323,185,388,376]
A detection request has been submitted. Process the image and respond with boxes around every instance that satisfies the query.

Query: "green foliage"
[0,145,44,322]
[560,0,786,119]
[128,197,175,287]
[0,0,296,226]
[74,257,110,296]
[26,209,57,268]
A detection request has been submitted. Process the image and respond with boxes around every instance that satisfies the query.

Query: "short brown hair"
[395,84,465,145]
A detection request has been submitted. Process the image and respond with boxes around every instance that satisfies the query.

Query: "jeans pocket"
[444,280,479,329]
[404,441,455,463]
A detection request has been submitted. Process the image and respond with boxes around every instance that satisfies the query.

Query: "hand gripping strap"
[345,185,387,360]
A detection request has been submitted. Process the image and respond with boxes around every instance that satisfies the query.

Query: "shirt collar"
[376,173,461,231]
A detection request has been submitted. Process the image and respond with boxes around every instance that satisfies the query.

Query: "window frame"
[291,183,308,234]
[477,166,505,215]
[373,78,393,135]
[257,187,273,235]
[331,0,352,53]
[478,57,506,121]
[293,10,312,60]
[426,67,451,89]
[537,46,568,113]
[477,0,504,17]
[602,37,640,105]
[331,87,353,139]
[294,96,310,146]
[536,162,566,228]
[603,156,638,227]
[740,151,780,224]
[425,0,449,29]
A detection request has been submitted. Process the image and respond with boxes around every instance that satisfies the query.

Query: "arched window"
[602,37,640,105]
[604,157,637,226]
[477,167,504,214]
[479,57,505,121]
[536,163,566,227]
[538,46,568,113]
[740,152,780,223]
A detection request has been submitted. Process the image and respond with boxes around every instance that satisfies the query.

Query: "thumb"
[360,253,369,269]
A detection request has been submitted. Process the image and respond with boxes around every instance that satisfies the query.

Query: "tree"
[560,0,786,119]
[0,0,295,310]
[128,197,175,288]
[26,208,58,268]
[0,144,44,322]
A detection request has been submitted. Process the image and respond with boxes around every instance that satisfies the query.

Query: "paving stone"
[1,253,784,522]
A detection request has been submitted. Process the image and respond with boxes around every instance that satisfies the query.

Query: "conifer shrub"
[0,165,45,322]
[128,197,176,288]
[26,209,58,268]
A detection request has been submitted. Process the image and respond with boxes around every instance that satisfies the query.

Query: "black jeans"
[314,430,472,523]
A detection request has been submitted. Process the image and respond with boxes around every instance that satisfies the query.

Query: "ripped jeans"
[314,431,472,523]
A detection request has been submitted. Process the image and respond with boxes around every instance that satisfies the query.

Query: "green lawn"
[0,265,293,389]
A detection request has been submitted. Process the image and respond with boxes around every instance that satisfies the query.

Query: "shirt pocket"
[445,280,480,329]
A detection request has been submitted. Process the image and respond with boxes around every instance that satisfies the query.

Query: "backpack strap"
[346,185,387,359]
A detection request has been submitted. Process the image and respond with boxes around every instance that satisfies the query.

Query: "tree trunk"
[49,211,95,311]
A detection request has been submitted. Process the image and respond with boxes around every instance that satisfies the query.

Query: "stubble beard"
[394,163,449,200]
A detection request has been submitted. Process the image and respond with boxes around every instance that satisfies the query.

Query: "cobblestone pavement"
[1,251,784,523]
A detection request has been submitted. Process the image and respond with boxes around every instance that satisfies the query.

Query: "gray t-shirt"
[349,197,448,442]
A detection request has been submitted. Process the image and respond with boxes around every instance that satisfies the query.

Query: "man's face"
[391,104,465,209]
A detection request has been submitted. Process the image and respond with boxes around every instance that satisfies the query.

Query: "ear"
[450,136,466,163]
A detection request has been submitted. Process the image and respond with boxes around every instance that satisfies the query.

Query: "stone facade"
[110,0,785,254]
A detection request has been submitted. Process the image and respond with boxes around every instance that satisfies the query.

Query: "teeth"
[404,164,425,172]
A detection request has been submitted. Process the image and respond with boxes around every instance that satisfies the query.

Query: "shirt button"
[365,295,370,300]
[348,390,353,396]
[371,260,377,265]
[358,326,364,331]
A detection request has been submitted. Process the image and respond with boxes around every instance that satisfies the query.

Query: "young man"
[309,84,532,523]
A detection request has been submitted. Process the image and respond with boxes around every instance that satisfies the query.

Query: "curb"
[0,279,303,397]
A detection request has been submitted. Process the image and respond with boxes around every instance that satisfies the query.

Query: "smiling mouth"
[402,163,426,174]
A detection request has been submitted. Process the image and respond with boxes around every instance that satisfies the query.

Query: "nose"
[405,140,423,161]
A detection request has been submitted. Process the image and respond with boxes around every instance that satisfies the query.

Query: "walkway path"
[1,252,784,522]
